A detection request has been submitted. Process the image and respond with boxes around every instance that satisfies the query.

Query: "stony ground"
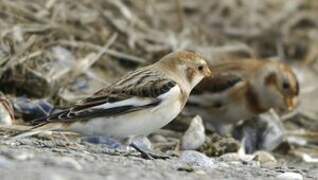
[1,1,318,180]
[0,136,316,180]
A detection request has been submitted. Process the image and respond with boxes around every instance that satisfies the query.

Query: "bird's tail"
[7,122,62,141]
[5,107,68,141]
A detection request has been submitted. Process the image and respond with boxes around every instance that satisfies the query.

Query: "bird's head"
[263,61,299,112]
[157,51,212,91]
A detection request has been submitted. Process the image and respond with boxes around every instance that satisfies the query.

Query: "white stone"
[253,151,277,164]
[58,157,83,171]
[179,150,214,168]
[277,172,303,180]
[181,115,205,150]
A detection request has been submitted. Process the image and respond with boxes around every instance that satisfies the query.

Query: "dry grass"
[1,0,318,159]
[1,0,318,100]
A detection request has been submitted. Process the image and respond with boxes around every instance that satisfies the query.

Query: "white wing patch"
[151,85,181,112]
[90,97,155,110]
[91,84,180,111]
[157,85,180,100]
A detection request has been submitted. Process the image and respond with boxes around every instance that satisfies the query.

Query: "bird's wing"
[189,59,263,109]
[192,71,244,95]
[192,59,263,94]
[32,68,177,125]
[189,72,245,108]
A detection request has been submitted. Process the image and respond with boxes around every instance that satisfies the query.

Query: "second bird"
[188,58,299,135]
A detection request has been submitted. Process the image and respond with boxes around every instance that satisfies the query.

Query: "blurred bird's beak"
[204,67,212,77]
[285,97,299,111]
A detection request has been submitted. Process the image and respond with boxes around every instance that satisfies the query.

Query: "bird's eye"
[198,65,204,71]
[282,81,290,90]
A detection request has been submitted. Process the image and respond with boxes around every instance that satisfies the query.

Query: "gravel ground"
[0,137,316,180]
[1,1,318,180]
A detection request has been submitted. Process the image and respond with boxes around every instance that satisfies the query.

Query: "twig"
[58,40,146,64]
[61,33,119,86]
[2,35,38,70]
[285,130,318,138]
[75,33,118,73]
[175,0,184,32]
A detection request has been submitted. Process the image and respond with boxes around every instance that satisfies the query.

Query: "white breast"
[69,85,183,139]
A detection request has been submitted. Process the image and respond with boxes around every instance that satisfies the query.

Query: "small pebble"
[59,157,83,171]
[179,150,214,169]
[12,26,24,42]
[301,153,318,163]
[258,110,284,151]
[219,153,243,162]
[132,136,153,151]
[181,115,205,150]
[253,151,277,165]
[233,109,284,154]
[0,95,14,126]
[52,46,75,67]
[5,151,34,161]
[84,136,122,149]
[0,155,12,168]
[13,97,54,121]
[48,173,67,180]
[194,170,207,175]
[45,157,82,171]
[276,172,303,180]
[220,146,254,162]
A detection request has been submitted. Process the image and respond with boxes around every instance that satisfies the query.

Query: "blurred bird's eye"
[198,65,204,71]
[282,81,290,90]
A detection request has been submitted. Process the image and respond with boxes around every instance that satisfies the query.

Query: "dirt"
[0,136,315,180]
[1,0,318,179]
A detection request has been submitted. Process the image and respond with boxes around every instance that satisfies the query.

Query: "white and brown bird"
[188,58,299,135]
[11,51,211,158]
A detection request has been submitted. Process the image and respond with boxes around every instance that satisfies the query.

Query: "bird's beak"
[204,67,212,77]
[285,97,299,111]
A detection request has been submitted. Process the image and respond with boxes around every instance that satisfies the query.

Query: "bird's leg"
[129,142,171,160]
[173,138,181,152]
[84,135,170,159]
[130,143,154,160]
[127,136,170,160]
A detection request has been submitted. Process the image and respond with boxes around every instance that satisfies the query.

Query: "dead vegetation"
[1,0,318,163]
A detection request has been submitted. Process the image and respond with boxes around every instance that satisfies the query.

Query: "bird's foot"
[130,143,170,160]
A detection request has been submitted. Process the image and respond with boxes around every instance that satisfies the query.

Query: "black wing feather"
[193,73,242,94]
[31,79,176,125]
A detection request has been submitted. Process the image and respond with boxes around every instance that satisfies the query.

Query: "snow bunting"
[10,51,211,157]
[188,58,299,134]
